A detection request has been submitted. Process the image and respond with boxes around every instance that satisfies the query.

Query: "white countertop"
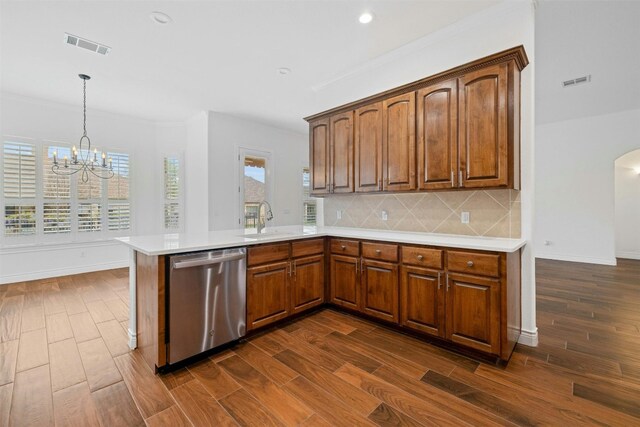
[115,225,526,256]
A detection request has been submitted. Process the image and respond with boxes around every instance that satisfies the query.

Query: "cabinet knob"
[417,255,424,261]
[375,249,382,255]
[467,260,474,267]
[341,245,346,250]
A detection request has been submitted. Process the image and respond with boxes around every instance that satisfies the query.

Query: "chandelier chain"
[83,78,87,137]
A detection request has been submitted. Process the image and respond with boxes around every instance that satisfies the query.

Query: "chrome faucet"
[257,201,274,234]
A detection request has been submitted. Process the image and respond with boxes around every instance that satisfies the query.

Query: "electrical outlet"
[336,210,342,220]
[461,212,470,224]
[381,210,388,221]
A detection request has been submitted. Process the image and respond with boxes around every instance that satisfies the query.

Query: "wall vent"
[64,33,111,55]
[562,75,591,88]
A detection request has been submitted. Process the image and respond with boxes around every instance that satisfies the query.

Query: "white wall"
[535,109,640,265]
[185,112,209,233]
[0,93,187,283]
[615,164,640,260]
[307,1,537,345]
[207,112,307,231]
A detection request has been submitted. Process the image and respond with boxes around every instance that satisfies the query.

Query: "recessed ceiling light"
[150,11,173,25]
[359,12,374,24]
[277,67,291,75]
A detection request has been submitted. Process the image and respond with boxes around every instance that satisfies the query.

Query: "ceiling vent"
[64,33,111,55]
[562,75,591,88]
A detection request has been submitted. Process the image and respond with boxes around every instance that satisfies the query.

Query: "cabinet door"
[417,80,458,190]
[291,254,325,315]
[309,118,331,194]
[458,64,508,188]
[330,112,354,193]
[361,259,399,323]
[330,254,359,310]
[354,103,383,192]
[400,266,445,338]
[383,92,416,191]
[446,273,500,355]
[247,261,290,331]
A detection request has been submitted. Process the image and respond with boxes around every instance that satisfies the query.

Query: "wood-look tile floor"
[1,258,640,426]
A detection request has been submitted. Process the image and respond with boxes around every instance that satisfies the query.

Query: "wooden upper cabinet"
[458,63,509,188]
[330,112,354,193]
[383,92,416,191]
[354,103,383,192]
[309,118,330,195]
[417,79,458,190]
[305,47,527,193]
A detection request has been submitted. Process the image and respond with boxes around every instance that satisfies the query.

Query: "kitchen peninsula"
[117,226,525,372]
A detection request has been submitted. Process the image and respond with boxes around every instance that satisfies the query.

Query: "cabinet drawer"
[248,243,290,266]
[330,239,360,257]
[292,238,324,258]
[447,251,500,278]
[362,242,398,262]
[401,246,443,269]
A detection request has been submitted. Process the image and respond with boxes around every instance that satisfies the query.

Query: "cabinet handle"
[417,254,424,261]
[288,261,292,277]
[355,258,360,274]
[293,260,297,276]
[378,179,382,190]
[450,171,454,187]
[459,170,463,187]
[341,245,346,250]
[446,273,450,292]
[467,260,474,267]
[375,249,382,255]
[437,272,441,290]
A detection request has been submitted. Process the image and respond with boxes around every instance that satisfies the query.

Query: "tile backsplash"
[323,189,520,238]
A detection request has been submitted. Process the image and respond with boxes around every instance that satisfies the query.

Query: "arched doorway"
[614,149,640,260]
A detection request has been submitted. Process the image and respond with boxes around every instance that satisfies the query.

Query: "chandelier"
[52,74,113,183]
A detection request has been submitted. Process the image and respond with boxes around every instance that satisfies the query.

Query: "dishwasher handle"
[172,251,246,269]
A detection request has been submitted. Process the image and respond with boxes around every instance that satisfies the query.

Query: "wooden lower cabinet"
[247,261,290,331]
[330,254,360,310]
[361,259,399,322]
[291,254,325,314]
[446,273,501,355]
[400,265,445,338]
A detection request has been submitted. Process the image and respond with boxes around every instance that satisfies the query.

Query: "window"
[243,155,266,229]
[43,144,71,234]
[164,156,181,230]
[302,167,316,225]
[1,139,131,243]
[108,152,130,231]
[3,142,36,236]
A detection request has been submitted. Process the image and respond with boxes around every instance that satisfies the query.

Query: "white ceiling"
[0,0,498,133]
[535,0,640,125]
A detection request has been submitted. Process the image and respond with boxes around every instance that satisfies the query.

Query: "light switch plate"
[337,210,342,220]
[381,210,388,221]
[461,212,470,224]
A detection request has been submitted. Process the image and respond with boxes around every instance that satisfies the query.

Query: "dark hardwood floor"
[0,258,639,426]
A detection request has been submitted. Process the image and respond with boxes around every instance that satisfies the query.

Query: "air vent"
[64,33,111,55]
[562,75,591,88]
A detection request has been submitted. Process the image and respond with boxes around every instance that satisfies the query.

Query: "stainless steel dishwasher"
[168,248,246,364]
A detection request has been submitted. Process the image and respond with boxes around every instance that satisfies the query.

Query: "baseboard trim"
[518,328,538,347]
[616,251,640,261]
[0,260,128,284]
[535,253,617,266]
